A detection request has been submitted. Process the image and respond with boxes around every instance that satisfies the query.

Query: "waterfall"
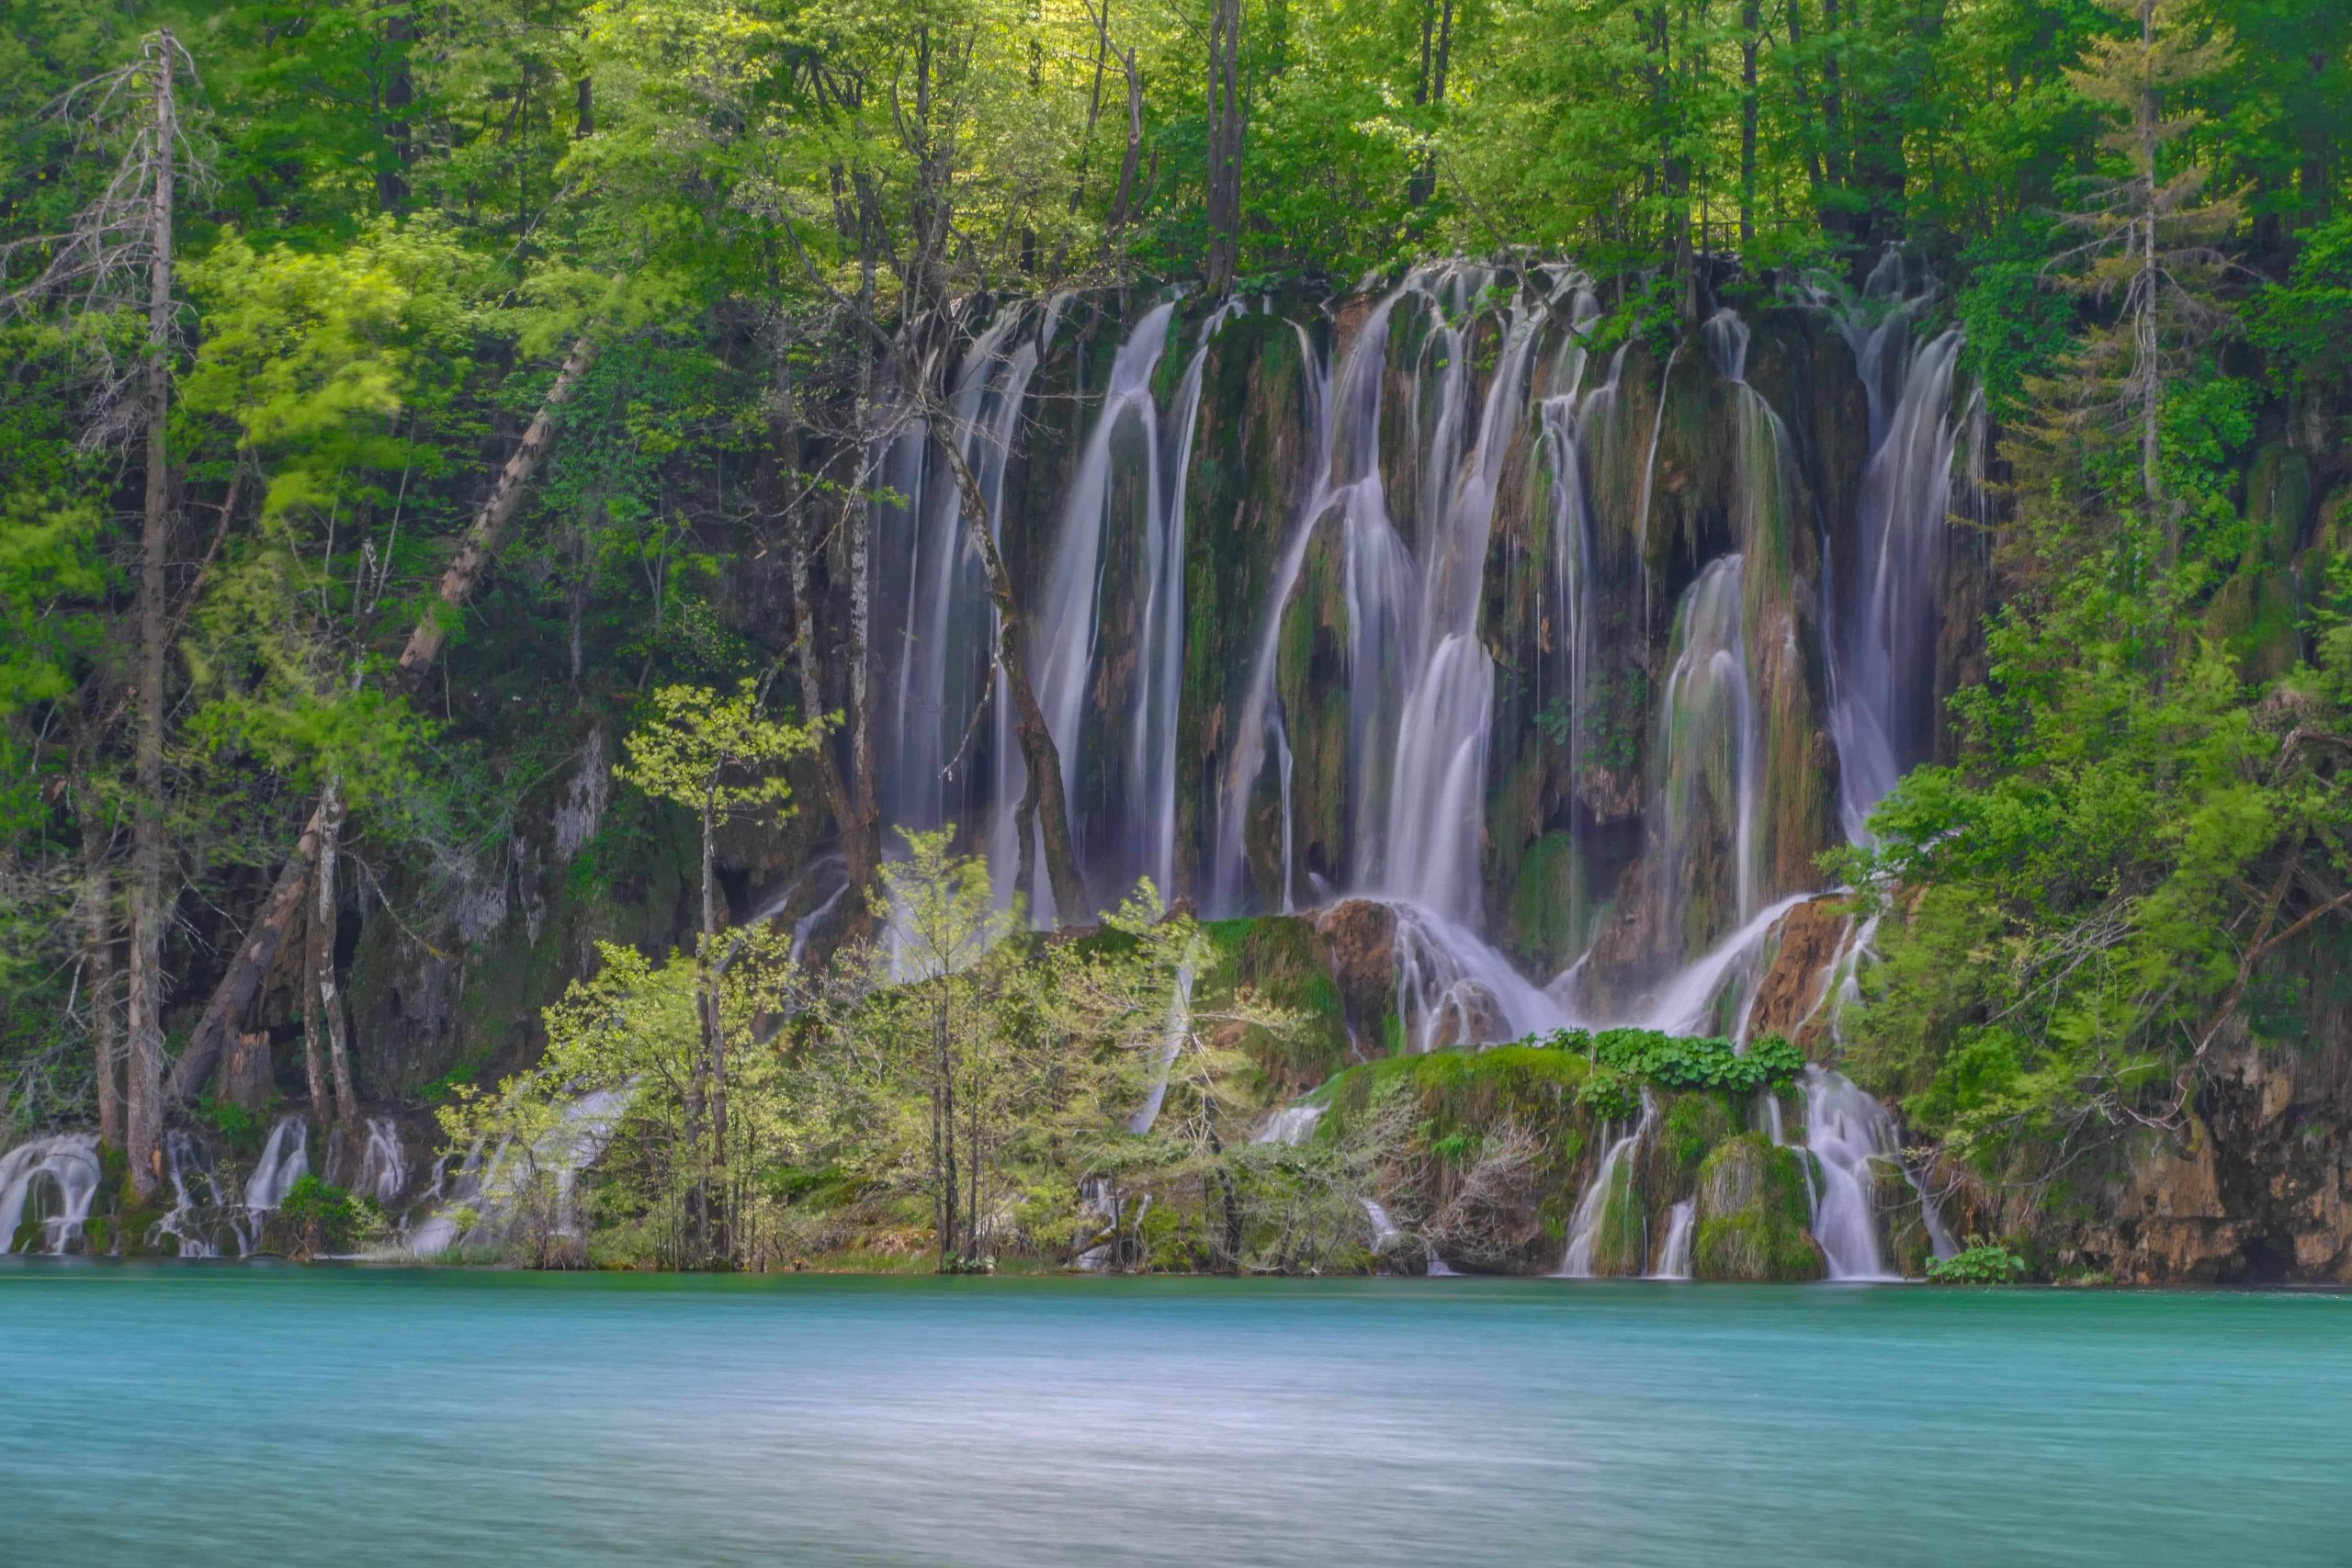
[885,302,1034,837]
[353,1118,408,1207]
[1208,296,1357,915]
[1131,301,1246,898]
[1559,1090,1657,1277]
[1650,1200,1696,1280]
[244,1115,310,1213]
[1392,902,1572,1053]
[1654,557,1761,963]
[0,1133,102,1255]
[401,1086,632,1259]
[1819,254,1965,838]
[1253,1103,1326,1145]
[1375,282,1550,921]
[1797,1065,1905,1280]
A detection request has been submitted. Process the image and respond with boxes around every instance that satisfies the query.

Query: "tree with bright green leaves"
[615,675,820,1258]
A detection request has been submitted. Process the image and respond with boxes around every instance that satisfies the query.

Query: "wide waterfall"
[0,257,1967,1277]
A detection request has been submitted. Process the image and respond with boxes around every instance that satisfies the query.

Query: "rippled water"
[3,1267,2347,1566]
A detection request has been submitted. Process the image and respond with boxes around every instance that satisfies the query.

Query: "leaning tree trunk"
[170,335,599,1104]
[933,436,1087,921]
[124,49,179,1201]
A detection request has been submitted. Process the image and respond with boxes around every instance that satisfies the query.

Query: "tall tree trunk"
[935,993,958,1269]
[1740,0,1760,247]
[80,846,121,1148]
[1204,0,1245,294]
[933,436,1087,921]
[2136,0,2164,524]
[316,777,358,1124]
[300,893,331,1117]
[173,335,598,1102]
[125,44,179,1202]
[698,795,728,1264]
[378,6,414,212]
[766,342,871,931]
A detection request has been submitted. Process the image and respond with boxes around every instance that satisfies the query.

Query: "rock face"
[1744,897,1851,1044]
[2025,1028,2352,1285]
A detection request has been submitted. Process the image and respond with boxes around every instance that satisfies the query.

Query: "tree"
[2057,0,2238,529]
[615,676,820,1259]
[2,29,205,1200]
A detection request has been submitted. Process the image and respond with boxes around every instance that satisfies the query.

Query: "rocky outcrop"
[1693,1134,1824,1281]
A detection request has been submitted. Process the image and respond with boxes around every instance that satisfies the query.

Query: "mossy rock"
[1656,1089,1742,1187]
[1693,1133,1823,1281]
[1200,915,1353,1095]
[1322,1044,1599,1272]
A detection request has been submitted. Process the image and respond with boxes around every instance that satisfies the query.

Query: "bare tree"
[4,30,206,1199]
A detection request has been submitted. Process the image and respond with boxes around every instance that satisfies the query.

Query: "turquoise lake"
[2,1266,2346,1565]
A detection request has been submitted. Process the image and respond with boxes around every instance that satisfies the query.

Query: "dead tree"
[3,30,206,1198]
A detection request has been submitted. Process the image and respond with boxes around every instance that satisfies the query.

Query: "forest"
[3,0,2351,1280]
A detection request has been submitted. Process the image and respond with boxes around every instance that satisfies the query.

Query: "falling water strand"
[1559,1090,1657,1276]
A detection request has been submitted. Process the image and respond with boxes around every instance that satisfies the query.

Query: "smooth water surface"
[3,1267,2346,1566]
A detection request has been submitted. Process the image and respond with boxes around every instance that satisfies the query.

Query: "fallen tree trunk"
[169,335,598,1103]
[934,434,1088,923]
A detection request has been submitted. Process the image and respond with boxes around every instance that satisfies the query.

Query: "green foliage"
[2250,214,2352,393]
[1954,227,2080,424]
[198,1095,272,1157]
[1539,1027,1805,1096]
[277,1175,382,1259]
[616,679,817,829]
[1927,1239,2030,1284]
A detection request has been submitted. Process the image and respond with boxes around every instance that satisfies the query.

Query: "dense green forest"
[4,0,2351,1277]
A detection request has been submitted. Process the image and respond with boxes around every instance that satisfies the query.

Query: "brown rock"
[1744,897,1851,1045]
[1314,900,1397,1031]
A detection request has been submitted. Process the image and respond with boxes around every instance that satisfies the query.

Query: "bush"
[1926,1239,2028,1284]
[277,1175,381,1259]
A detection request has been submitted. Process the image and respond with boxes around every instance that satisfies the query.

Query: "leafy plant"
[1926,1239,2029,1285]
[1541,1027,1804,1096]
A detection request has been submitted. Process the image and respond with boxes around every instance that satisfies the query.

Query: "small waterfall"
[353,1118,408,1207]
[0,1133,102,1255]
[1634,892,1814,1036]
[1361,1197,1405,1258]
[1392,902,1572,1052]
[1253,1103,1326,1145]
[1649,1200,1696,1280]
[153,1131,230,1258]
[885,301,1033,837]
[1130,301,1246,898]
[1559,1090,1657,1277]
[1797,1065,1905,1280]
[1819,254,1965,838]
[1208,300,1352,914]
[1126,949,1200,1134]
[244,1115,310,1214]
[402,1086,633,1259]
[1003,299,1179,920]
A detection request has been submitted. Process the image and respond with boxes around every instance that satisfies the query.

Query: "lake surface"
[2,1267,2346,1566]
